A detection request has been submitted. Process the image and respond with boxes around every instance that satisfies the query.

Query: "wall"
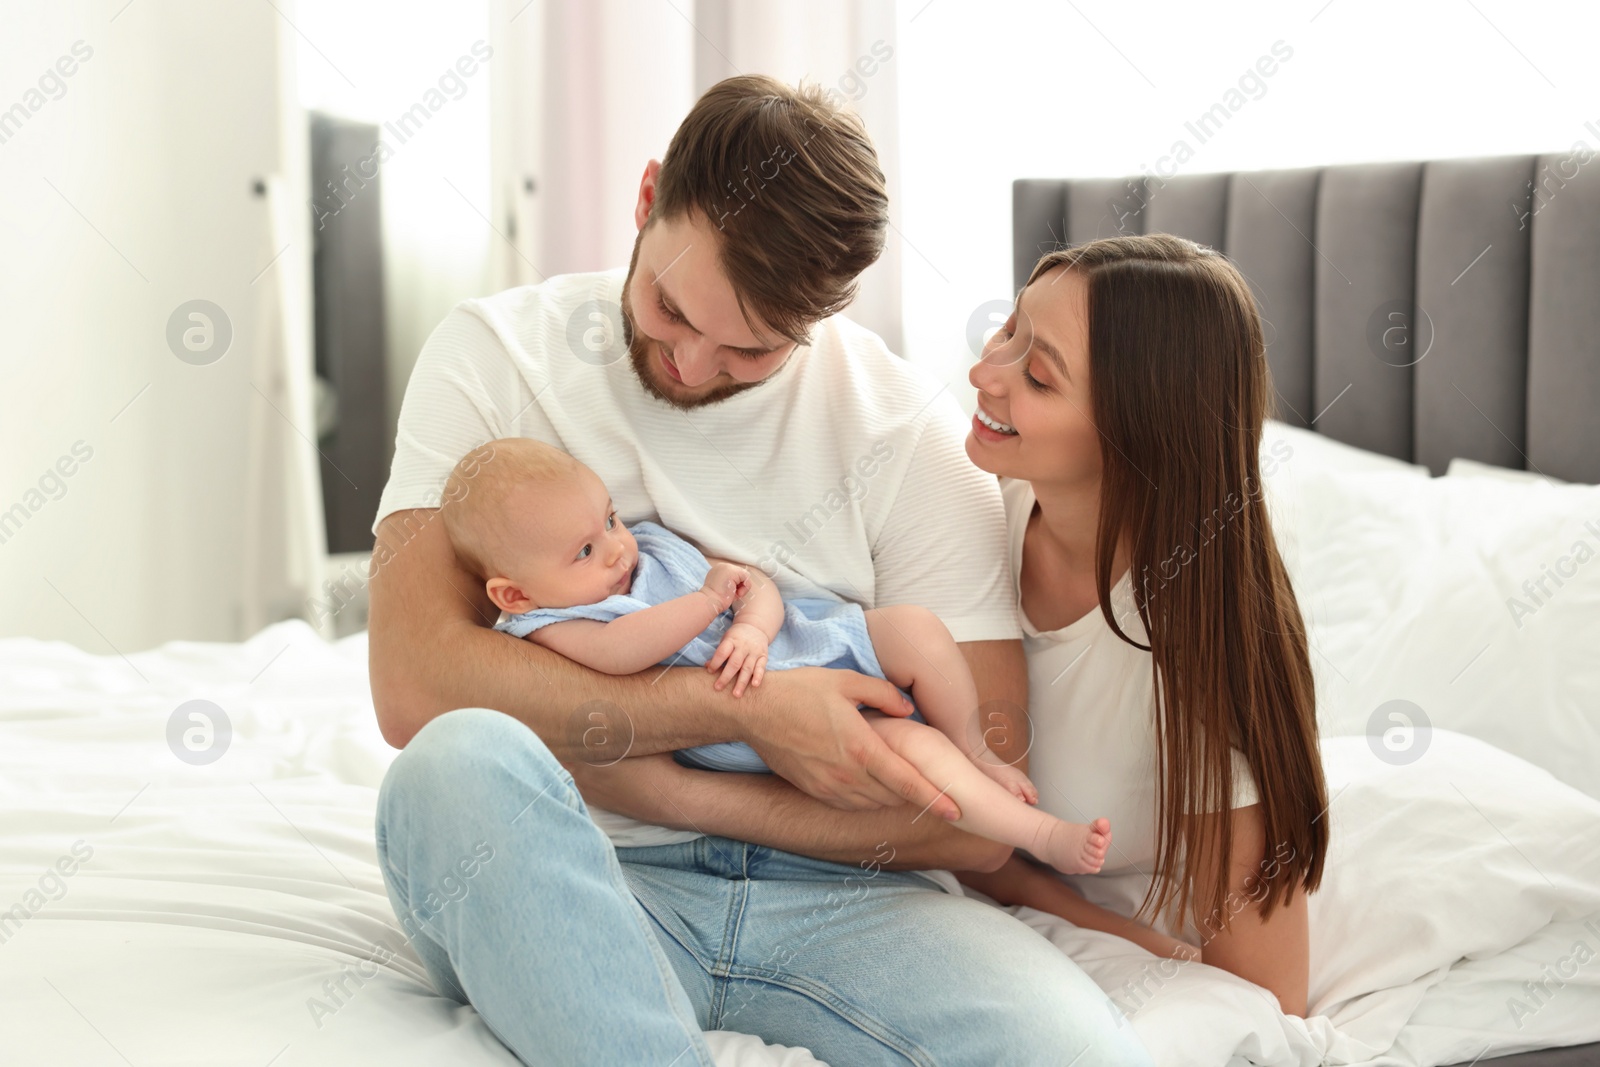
[896,0,1600,407]
[0,0,316,651]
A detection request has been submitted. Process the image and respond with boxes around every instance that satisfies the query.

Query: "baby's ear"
[486,577,535,614]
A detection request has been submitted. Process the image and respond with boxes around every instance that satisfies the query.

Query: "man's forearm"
[375,613,738,757]
[636,636,1032,869]
[656,764,1010,872]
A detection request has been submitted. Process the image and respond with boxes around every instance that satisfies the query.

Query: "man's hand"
[741,667,961,821]
[699,562,750,613]
[707,621,769,696]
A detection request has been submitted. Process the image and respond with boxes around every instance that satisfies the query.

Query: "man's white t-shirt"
[374,268,1022,856]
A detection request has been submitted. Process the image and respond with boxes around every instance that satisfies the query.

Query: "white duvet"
[0,423,1597,1067]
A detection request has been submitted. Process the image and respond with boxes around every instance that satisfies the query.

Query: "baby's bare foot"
[1034,816,1112,875]
[975,754,1039,805]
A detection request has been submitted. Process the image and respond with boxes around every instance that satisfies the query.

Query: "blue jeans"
[375,708,1152,1067]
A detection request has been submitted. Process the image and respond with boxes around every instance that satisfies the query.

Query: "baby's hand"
[708,622,769,697]
[700,562,751,614]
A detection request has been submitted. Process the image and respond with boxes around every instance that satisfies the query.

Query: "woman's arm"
[959,857,1199,961]
[1188,803,1310,1017]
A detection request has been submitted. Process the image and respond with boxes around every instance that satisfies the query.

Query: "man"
[369,74,1149,1066]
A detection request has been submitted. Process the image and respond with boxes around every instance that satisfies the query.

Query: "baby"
[440,437,1111,875]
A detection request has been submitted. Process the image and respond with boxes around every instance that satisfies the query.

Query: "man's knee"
[409,706,533,754]
[380,707,572,816]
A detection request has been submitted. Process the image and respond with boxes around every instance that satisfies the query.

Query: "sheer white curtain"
[489,0,904,351]
[240,172,329,640]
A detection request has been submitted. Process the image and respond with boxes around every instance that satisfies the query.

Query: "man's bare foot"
[1033,816,1112,875]
[975,753,1039,805]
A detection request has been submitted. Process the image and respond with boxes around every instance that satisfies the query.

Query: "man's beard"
[620,233,768,411]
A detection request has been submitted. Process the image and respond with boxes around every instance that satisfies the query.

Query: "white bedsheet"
[1016,730,1600,1067]
[0,619,817,1066]
[0,423,1596,1067]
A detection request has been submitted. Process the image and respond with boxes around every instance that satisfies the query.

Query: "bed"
[2,153,1597,1067]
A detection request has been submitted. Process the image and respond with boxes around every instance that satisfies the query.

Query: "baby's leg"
[869,715,1111,874]
[864,604,1036,804]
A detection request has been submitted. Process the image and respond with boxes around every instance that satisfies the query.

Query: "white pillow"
[1261,445,1600,800]
[1262,420,1427,478]
[1445,456,1570,487]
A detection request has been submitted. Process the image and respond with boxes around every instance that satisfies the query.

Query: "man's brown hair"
[651,74,889,346]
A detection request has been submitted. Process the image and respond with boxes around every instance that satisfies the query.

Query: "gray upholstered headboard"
[1012,153,1600,483]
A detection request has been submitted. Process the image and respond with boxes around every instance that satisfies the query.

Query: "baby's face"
[498,467,638,610]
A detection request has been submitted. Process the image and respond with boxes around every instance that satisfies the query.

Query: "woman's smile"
[973,404,1019,442]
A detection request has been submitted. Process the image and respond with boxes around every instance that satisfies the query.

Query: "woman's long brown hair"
[1025,234,1327,930]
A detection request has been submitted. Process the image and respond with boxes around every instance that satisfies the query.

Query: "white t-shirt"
[1002,477,1258,892]
[375,268,1021,857]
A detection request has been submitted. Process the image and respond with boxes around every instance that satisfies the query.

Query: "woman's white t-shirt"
[1002,477,1259,894]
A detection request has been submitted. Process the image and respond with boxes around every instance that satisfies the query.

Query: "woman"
[960,234,1328,1016]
